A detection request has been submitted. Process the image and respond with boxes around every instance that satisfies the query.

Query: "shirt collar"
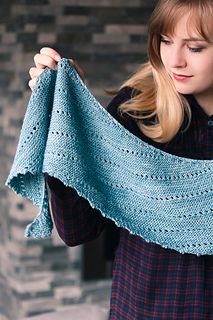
[184,94,213,120]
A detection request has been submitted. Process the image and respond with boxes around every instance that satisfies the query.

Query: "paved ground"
[23,304,109,320]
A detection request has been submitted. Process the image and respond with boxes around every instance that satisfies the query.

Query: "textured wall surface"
[0,0,157,318]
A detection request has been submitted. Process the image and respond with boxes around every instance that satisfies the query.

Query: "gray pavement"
[23,304,109,320]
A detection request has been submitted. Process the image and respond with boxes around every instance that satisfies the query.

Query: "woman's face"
[160,13,213,102]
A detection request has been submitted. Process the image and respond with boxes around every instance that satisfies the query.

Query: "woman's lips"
[172,73,193,81]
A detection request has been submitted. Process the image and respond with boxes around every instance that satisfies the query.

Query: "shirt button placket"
[207,119,213,127]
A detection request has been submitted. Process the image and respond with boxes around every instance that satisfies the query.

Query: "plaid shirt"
[45,87,213,319]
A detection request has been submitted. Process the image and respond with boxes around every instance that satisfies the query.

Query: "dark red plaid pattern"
[45,87,213,319]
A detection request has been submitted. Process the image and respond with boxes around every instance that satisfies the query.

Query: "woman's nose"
[170,47,187,68]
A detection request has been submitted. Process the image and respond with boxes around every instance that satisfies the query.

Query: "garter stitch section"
[5,58,213,256]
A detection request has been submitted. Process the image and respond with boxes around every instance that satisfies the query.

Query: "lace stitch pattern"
[5,58,213,255]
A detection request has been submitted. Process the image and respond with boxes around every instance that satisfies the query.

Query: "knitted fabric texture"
[6,58,213,256]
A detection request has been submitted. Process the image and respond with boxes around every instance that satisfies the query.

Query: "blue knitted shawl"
[6,58,213,256]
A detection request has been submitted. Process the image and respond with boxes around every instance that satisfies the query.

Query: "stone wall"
[0,0,157,318]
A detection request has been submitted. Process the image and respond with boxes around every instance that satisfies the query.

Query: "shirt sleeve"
[45,86,134,246]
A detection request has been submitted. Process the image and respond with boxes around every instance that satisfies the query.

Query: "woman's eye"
[189,47,204,53]
[160,38,171,45]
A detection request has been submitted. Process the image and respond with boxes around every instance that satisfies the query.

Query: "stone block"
[38,33,56,44]
[67,245,82,265]
[63,6,90,15]
[1,33,16,44]
[10,225,28,241]
[11,5,54,16]
[54,286,82,300]
[17,33,37,45]
[120,42,147,54]
[93,33,129,44]
[23,304,109,320]
[0,24,5,33]
[21,297,59,317]
[8,192,38,221]
[24,24,37,32]
[9,275,52,294]
[56,15,89,26]
[50,0,140,6]
[140,0,157,6]
[6,240,42,259]
[105,24,147,35]
[51,271,81,288]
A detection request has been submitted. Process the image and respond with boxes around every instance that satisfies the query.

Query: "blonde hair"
[116,0,213,143]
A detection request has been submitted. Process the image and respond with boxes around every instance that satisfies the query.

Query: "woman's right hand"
[28,47,84,91]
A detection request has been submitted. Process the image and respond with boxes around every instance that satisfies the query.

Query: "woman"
[29,0,213,318]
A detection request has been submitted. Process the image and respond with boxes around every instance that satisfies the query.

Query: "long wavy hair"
[116,0,213,143]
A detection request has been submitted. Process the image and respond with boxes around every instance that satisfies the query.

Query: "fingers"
[28,78,37,91]
[29,67,45,92]
[29,67,44,80]
[34,53,58,70]
[29,47,85,91]
[40,47,61,61]
[29,47,62,90]
[33,47,61,70]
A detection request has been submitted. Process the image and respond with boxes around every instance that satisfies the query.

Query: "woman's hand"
[28,47,85,91]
